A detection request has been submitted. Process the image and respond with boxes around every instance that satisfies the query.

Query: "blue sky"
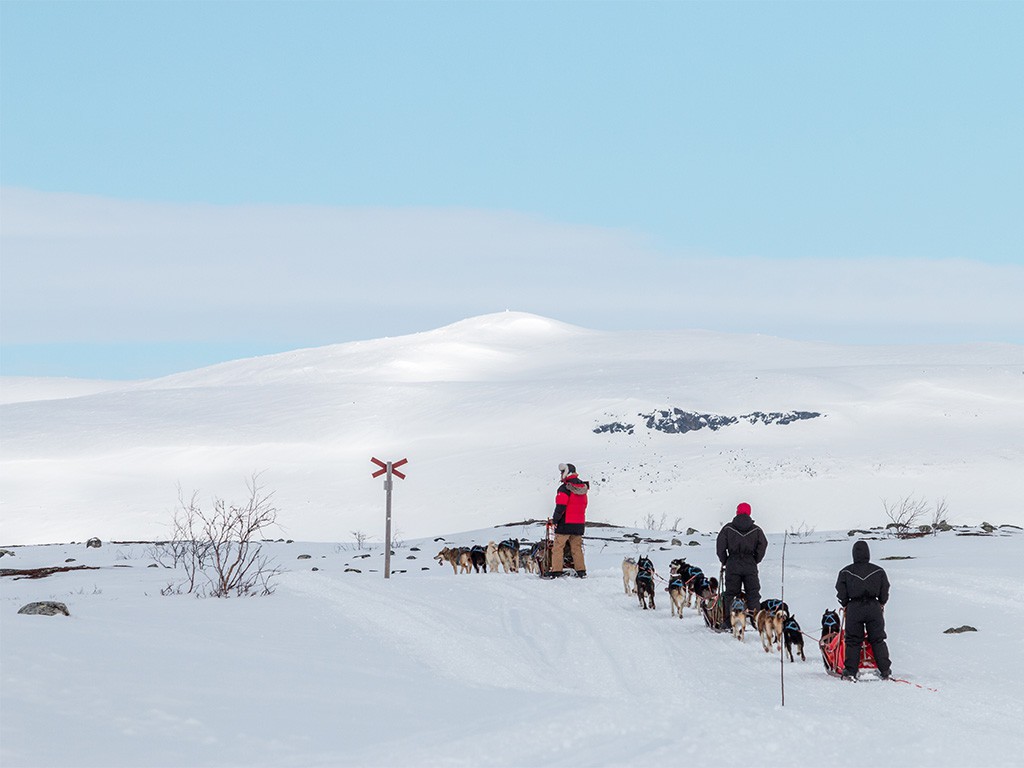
[2,1,1022,379]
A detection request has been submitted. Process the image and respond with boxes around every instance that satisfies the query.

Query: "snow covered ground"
[2,523,1022,767]
[2,311,1022,766]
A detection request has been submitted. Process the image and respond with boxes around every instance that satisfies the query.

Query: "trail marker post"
[370,457,407,579]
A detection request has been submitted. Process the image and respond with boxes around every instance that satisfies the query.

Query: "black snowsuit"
[835,540,892,677]
[716,514,768,619]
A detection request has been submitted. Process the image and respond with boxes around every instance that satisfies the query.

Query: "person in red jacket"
[547,462,588,578]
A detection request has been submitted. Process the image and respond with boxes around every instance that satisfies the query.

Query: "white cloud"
[2,187,1021,346]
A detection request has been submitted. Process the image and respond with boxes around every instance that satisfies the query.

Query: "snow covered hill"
[2,525,1022,767]
[2,311,1022,545]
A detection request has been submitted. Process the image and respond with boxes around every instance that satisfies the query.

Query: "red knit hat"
[736,502,752,515]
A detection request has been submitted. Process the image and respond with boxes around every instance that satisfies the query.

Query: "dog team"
[434,539,532,575]
[622,553,807,663]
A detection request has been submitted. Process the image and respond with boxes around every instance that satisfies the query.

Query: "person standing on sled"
[716,502,768,626]
[546,463,588,578]
[836,540,892,681]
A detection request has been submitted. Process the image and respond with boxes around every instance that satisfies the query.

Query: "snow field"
[2,527,1022,767]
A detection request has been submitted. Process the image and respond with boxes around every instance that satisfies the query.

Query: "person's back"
[835,540,892,680]
[836,540,890,604]
[716,511,767,569]
[716,502,768,622]
[547,462,588,578]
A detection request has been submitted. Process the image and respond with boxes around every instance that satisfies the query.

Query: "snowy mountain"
[2,311,1022,545]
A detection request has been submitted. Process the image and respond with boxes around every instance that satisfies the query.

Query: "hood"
[731,513,754,531]
[852,540,871,563]
[563,475,589,495]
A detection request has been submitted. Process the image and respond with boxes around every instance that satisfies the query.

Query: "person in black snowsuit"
[835,540,892,680]
[716,502,768,626]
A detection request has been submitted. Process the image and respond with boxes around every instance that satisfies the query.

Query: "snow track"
[3,530,1023,767]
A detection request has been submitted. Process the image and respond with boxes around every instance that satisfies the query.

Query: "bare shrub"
[882,495,929,538]
[931,498,951,533]
[640,512,669,530]
[350,530,369,550]
[155,474,282,597]
[791,521,815,538]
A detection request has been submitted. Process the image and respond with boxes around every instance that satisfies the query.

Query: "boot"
[544,570,564,579]
[575,570,587,579]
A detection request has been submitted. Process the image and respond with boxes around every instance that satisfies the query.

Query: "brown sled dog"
[755,606,788,653]
[435,546,471,574]
[730,595,748,641]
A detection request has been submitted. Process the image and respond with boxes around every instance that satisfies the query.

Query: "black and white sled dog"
[636,556,656,610]
[497,539,520,573]
[469,545,487,573]
[783,615,806,662]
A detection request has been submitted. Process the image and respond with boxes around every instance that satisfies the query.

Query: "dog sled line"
[434,539,530,575]
[434,535,573,577]
[623,555,937,688]
[435,519,588,578]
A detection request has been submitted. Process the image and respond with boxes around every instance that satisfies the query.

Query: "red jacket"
[554,474,588,535]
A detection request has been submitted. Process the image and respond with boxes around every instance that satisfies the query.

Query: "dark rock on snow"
[18,601,70,616]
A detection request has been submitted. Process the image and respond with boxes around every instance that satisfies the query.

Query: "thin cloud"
[2,188,1021,347]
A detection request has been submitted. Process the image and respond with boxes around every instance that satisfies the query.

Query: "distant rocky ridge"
[594,408,822,435]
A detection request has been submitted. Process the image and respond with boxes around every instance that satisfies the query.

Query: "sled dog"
[485,541,501,573]
[730,596,748,641]
[622,557,639,595]
[783,615,806,662]
[469,545,487,573]
[636,556,656,610]
[755,606,787,653]
[497,539,520,573]
[668,575,687,618]
[821,609,841,639]
[435,546,472,574]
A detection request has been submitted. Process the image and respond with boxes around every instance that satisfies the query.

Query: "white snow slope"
[2,525,1022,767]
[2,311,1022,545]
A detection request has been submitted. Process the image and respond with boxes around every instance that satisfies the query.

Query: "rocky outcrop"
[595,408,822,435]
[18,601,70,616]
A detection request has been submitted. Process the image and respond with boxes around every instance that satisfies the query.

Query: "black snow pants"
[844,599,892,676]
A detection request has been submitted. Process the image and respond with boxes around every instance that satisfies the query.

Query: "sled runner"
[819,613,879,677]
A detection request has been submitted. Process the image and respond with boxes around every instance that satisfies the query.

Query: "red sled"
[819,615,879,677]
